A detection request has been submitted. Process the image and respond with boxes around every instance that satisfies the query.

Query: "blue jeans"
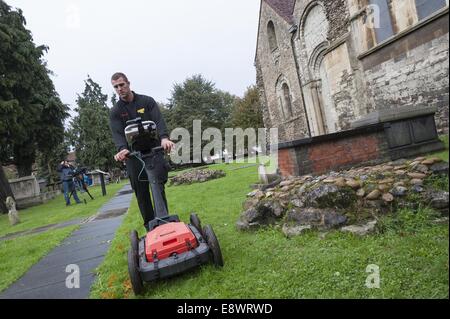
[63,180,81,205]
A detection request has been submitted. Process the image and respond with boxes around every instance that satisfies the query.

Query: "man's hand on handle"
[114,149,130,162]
[161,138,175,152]
[114,139,174,162]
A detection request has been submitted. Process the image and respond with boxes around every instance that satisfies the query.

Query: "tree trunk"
[0,164,15,214]
[17,165,32,177]
[14,143,35,177]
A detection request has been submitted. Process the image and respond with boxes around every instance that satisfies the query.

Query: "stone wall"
[323,0,350,42]
[256,0,449,144]
[360,13,449,134]
[256,1,311,142]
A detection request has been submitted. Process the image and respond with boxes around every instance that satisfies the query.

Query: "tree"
[168,74,234,132]
[0,0,69,176]
[231,85,264,130]
[167,74,235,161]
[69,77,116,171]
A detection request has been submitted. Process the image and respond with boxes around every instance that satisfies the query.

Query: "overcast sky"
[6,0,261,120]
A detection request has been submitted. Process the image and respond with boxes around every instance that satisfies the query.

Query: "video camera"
[124,117,160,153]
[72,167,88,177]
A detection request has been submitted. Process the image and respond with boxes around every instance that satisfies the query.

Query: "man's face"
[112,77,131,100]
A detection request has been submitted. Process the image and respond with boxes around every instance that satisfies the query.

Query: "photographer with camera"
[57,160,82,206]
[109,72,175,231]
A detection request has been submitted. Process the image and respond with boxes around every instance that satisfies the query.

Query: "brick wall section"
[278,148,296,176]
[308,134,381,174]
[278,128,391,177]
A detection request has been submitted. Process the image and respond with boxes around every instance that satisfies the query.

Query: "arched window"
[267,21,278,52]
[302,4,329,60]
[282,83,293,118]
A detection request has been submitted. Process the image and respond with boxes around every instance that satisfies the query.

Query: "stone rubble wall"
[237,156,449,237]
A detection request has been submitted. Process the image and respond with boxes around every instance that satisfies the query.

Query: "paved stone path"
[0,184,133,299]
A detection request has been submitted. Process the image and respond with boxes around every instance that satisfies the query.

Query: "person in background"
[57,160,82,206]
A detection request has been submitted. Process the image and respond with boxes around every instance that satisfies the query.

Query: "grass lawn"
[0,181,127,238]
[0,181,128,294]
[90,152,449,298]
[0,225,79,293]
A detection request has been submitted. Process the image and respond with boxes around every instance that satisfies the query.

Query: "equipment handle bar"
[128,146,165,159]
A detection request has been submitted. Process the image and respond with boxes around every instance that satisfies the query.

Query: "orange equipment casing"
[145,222,198,262]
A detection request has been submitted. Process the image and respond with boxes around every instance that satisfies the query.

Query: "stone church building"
[255,0,449,144]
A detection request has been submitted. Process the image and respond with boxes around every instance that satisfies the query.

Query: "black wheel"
[129,230,139,253]
[190,213,203,236]
[127,248,144,296]
[203,225,224,267]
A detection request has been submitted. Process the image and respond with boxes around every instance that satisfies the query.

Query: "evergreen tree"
[0,0,67,212]
[69,77,116,171]
[0,0,69,176]
[168,74,234,133]
[167,75,234,161]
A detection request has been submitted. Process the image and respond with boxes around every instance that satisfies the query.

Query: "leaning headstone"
[6,196,20,226]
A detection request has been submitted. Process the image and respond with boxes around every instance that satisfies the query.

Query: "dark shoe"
[66,203,71,206]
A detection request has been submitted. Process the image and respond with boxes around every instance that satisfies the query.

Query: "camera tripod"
[69,174,94,204]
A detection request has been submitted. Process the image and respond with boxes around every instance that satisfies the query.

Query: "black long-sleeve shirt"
[109,92,169,152]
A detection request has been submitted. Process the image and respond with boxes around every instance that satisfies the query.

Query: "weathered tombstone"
[6,196,20,226]
[258,164,269,185]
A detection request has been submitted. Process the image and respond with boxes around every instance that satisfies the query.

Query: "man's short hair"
[111,72,129,83]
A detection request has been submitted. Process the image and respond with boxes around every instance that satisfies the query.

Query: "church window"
[369,0,395,43]
[282,83,293,119]
[267,21,278,52]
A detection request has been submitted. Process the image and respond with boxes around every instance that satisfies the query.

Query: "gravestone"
[6,196,20,226]
[8,175,61,209]
[9,176,40,200]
